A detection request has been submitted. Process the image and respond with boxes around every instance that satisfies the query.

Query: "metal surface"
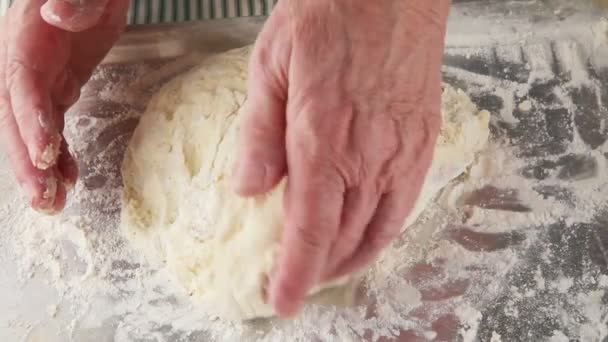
[445,4,608,341]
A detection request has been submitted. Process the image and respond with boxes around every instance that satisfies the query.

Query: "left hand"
[0,0,127,213]
[234,0,450,316]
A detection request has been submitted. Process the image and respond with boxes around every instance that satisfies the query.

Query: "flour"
[550,330,570,342]
[490,331,502,342]
[456,305,482,342]
[40,5,63,25]
[1,6,608,342]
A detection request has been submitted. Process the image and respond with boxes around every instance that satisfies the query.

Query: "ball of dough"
[120,46,490,321]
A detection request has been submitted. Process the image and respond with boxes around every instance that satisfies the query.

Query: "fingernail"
[42,177,57,203]
[35,134,62,170]
[34,111,61,169]
[40,0,106,29]
[40,3,63,24]
[37,111,57,134]
[31,176,58,214]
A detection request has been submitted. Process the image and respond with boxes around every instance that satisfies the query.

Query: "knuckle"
[10,103,28,123]
[0,108,12,132]
[425,108,442,133]
[250,43,271,69]
[0,99,14,136]
[250,43,287,96]
[420,116,440,151]
[0,91,10,117]
[291,222,325,251]
[4,62,48,118]
[291,3,332,44]
[4,59,26,91]
[5,60,45,104]
[291,105,365,186]
[241,114,277,143]
[291,141,341,183]
[299,139,326,165]
[338,229,363,250]
[292,131,336,171]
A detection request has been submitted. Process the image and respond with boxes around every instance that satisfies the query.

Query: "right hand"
[234,0,448,316]
[0,0,128,213]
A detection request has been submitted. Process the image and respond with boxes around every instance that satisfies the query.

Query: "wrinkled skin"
[0,0,449,318]
[234,0,450,316]
[0,0,127,213]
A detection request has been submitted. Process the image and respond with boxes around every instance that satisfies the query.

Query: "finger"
[4,59,62,170]
[233,42,288,196]
[331,190,413,280]
[5,12,63,170]
[53,69,81,109]
[269,166,345,317]
[57,139,78,191]
[0,18,58,212]
[41,0,110,32]
[0,86,62,213]
[322,187,380,281]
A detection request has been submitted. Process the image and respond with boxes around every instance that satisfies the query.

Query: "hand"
[234,0,450,316]
[0,0,127,213]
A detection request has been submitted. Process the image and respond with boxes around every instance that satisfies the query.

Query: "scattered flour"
[518,100,532,112]
[550,330,570,342]
[490,331,502,342]
[456,304,483,342]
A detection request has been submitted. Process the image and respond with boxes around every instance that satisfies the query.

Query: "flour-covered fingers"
[0,87,61,212]
[0,25,67,213]
[5,2,64,170]
[5,60,61,170]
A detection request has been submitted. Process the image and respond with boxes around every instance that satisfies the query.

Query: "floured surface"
[1,6,608,342]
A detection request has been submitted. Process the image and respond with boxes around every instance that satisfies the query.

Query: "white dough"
[120,46,490,321]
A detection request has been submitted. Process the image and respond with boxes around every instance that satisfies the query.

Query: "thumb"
[233,54,287,196]
[41,0,112,32]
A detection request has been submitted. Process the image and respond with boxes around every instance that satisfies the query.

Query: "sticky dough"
[120,46,490,321]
